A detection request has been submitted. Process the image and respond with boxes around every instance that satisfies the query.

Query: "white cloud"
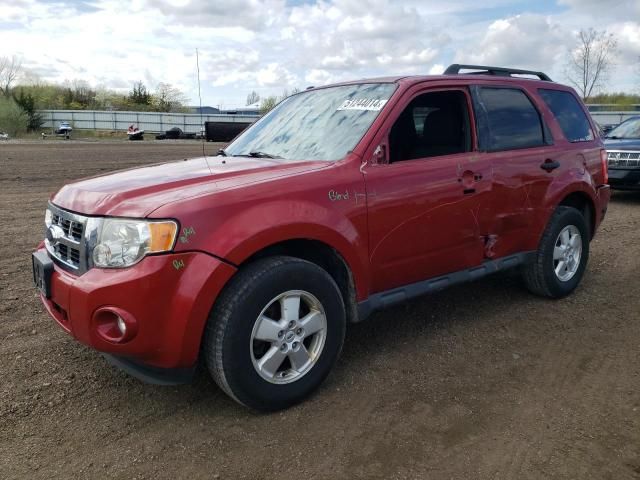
[305,69,336,86]
[456,14,567,74]
[429,64,444,75]
[615,22,640,60]
[256,63,298,87]
[0,0,638,107]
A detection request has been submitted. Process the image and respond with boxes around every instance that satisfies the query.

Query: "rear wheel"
[522,206,589,298]
[203,256,346,411]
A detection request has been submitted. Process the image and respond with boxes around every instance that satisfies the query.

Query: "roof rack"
[443,64,552,82]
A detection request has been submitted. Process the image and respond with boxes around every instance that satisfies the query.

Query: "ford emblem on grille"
[46,225,65,245]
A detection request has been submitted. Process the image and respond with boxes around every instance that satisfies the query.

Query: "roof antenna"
[196,48,212,172]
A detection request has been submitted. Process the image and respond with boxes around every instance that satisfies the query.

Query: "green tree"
[129,81,151,106]
[0,97,27,136]
[586,92,640,108]
[13,88,43,131]
[259,95,278,114]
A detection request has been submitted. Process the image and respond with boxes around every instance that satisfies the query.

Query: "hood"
[52,156,327,217]
[604,138,640,150]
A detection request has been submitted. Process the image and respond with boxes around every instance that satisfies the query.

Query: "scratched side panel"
[364,154,488,293]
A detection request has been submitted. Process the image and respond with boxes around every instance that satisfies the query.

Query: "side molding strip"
[356,252,535,322]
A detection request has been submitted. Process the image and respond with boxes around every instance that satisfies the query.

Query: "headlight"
[92,218,178,268]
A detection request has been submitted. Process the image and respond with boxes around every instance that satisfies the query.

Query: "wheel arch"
[240,238,360,324]
[557,190,596,238]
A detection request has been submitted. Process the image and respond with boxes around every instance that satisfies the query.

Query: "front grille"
[51,213,84,241]
[45,205,88,273]
[607,150,640,168]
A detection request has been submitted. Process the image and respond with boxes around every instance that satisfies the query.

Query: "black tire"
[522,206,590,298]
[203,256,346,411]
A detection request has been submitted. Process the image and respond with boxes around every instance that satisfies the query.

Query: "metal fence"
[587,104,640,112]
[39,110,259,134]
[588,111,638,126]
[38,108,637,134]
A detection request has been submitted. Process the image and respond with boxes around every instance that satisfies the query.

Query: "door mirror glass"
[371,143,388,164]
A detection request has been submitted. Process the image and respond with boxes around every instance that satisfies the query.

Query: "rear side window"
[538,89,594,142]
[478,87,545,151]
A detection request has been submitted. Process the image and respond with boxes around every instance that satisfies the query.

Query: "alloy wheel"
[250,290,327,384]
[553,225,582,282]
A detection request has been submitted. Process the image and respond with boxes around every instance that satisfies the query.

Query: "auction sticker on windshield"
[337,99,388,111]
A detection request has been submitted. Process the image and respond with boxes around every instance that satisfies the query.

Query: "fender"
[532,168,599,248]
[154,191,370,300]
[547,179,598,212]
[219,203,368,299]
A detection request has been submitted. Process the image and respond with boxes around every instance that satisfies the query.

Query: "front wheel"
[203,256,346,411]
[522,206,590,298]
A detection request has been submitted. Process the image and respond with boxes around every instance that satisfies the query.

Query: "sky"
[0,0,638,108]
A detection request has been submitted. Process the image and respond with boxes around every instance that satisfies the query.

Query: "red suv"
[33,64,610,411]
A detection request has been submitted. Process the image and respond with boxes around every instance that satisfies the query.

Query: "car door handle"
[540,159,560,172]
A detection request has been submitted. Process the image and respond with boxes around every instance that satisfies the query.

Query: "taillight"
[600,149,608,184]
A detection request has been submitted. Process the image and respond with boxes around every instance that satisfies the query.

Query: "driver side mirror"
[371,141,388,165]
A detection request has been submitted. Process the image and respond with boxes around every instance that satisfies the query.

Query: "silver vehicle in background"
[42,121,73,140]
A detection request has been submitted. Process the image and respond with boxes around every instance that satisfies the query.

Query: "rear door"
[470,84,558,258]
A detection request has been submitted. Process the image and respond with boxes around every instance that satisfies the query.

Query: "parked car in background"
[42,121,73,140]
[0,131,8,140]
[33,64,610,411]
[597,122,618,137]
[604,116,640,190]
[55,121,72,136]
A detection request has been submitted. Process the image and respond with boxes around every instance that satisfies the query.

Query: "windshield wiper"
[606,135,621,139]
[248,151,282,159]
[232,151,282,159]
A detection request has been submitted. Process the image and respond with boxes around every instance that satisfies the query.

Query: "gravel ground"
[1,142,639,480]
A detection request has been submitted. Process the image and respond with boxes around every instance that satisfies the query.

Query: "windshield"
[607,117,640,139]
[224,83,397,161]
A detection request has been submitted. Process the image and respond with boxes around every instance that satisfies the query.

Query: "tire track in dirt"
[1,143,639,480]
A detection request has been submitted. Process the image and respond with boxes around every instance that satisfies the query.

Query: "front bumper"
[35,248,236,371]
[608,168,640,190]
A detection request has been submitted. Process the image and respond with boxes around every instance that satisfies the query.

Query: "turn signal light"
[149,222,178,251]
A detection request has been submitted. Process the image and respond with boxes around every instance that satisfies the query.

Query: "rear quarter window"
[538,89,594,142]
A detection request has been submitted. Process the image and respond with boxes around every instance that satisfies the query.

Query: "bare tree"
[566,29,618,100]
[153,83,188,112]
[246,90,260,106]
[0,55,22,97]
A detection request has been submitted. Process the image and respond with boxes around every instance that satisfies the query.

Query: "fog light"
[116,316,127,336]
[93,307,137,343]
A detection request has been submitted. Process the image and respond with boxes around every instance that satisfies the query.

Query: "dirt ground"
[1,141,639,480]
